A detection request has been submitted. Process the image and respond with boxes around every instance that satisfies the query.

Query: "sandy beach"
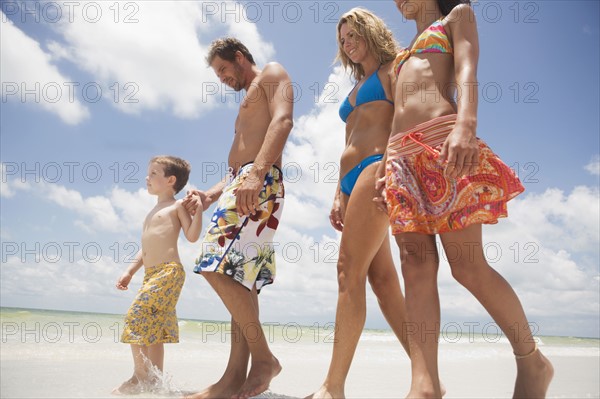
[1,308,598,398]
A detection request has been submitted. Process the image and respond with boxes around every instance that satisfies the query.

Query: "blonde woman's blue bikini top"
[339,67,393,123]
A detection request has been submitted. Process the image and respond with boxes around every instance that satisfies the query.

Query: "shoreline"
[3,306,599,342]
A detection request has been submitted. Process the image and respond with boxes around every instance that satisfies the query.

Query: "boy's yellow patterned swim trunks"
[121,262,185,345]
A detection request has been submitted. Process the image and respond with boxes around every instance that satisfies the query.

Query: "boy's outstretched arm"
[177,198,204,243]
[116,250,143,290]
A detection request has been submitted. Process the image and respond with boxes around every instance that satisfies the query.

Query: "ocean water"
[1,307,599,398]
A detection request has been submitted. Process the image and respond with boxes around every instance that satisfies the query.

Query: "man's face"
[211,55,245,91]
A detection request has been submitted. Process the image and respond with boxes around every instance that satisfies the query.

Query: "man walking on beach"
[184,37,293,399]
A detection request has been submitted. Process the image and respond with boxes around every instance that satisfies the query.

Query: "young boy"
[112,155,203,395]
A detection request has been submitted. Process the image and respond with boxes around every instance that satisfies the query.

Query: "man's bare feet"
[514,349,554,398]
[112,376,142,395]
[184,378,245,399]
[304,384,344,399]
[232,357,281,399]
[183,372,246,399]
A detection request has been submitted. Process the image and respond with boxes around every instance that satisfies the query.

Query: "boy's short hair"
[206,37,256,66]
[150,155,191,194]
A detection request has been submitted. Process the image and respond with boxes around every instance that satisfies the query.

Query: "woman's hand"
[329,194,344,232]
[373,175,388,213]
[438,126,479,178]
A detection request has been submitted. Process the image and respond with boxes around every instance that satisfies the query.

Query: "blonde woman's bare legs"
[308,163,408,398]
[367,234,410,355]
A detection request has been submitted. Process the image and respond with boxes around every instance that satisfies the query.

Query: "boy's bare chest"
[143,205,176,232]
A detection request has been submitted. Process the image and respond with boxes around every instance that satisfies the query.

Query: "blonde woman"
[309,8,410,398]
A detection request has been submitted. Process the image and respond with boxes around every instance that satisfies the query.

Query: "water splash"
[140,354,184,397]
[112,353,184,397]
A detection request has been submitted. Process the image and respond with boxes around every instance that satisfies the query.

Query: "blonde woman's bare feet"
[304,384,343,399]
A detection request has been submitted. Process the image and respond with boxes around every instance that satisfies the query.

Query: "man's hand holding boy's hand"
[183,190,209,215]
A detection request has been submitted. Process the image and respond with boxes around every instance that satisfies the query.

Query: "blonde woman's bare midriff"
[340,101,393,178]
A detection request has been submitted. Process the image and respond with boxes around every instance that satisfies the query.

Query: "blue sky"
[1,0,599,338]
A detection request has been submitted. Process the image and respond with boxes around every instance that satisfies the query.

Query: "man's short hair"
[206,37,256,66]
[149,155,191,194]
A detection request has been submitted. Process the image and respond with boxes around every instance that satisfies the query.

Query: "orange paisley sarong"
[385,114,524,235]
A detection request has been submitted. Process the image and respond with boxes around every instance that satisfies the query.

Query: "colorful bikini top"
[339,67,393,123]
[394,18,453,76]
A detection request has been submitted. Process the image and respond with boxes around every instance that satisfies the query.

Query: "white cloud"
[584,154,600,176]
[108,187,156,234]
[0,12,90,124]
[281,194,330,230]
[45,1,275,118]
[507,186,600,253]
[0,163,32,198]
[0,253,127,305]
[43,184,157,234]
[43,183,122,232]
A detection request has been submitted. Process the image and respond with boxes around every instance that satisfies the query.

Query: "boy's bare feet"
[232,357,281,399]
[112,376,142,395]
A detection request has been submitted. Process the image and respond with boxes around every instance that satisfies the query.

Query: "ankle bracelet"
[514,343,538,359]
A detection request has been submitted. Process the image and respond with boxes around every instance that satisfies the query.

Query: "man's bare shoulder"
[255,62,293,103]
[258,62,291,83]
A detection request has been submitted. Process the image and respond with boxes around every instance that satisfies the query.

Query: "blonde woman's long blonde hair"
[336,8,399,81]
